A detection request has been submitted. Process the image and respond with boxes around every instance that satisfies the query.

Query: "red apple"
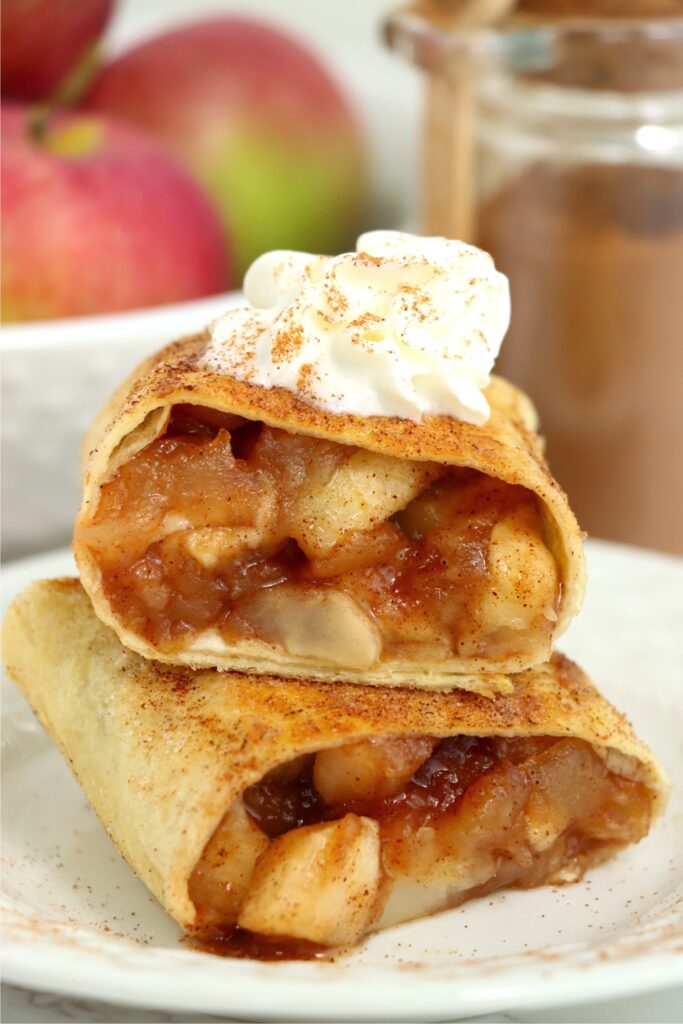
[84,17,367,275]
[1,105,229,322]
[2,0,115,102]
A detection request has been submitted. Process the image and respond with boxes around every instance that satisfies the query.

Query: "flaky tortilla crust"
[3,579,667,932]
[73,331,586,689]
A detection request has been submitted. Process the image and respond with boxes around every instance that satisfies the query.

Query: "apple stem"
[27,105,50,146]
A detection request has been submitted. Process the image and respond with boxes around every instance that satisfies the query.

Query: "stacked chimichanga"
[2,232,668,958]
[3,580,668,954]
[72,333,585,694]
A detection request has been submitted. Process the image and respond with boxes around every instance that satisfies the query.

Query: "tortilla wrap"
[73,331,586,692]
[3,579,666,949]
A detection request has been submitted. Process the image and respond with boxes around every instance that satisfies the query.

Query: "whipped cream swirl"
[206,230,510,425]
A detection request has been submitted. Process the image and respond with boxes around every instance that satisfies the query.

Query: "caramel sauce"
[187,926,328,961]
[244,758,325,839]
[333,736,501,825]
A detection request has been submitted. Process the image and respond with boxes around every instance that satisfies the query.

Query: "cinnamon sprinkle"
[296,362,321,399]
[271,324,305,365]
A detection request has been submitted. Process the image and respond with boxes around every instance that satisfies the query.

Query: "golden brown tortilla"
[73,331,586,690]
[3,578,666,935]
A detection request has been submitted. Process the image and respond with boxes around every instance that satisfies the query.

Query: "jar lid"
[411,0,683,21]
[387,2,683,91]
[516,0,683,18]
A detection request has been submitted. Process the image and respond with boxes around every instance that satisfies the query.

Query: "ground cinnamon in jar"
[478,160,683,554]
[385,4,683,550]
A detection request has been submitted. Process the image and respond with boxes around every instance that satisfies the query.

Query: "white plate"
[2,541,682,1022]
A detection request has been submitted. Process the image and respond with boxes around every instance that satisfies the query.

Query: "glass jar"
[387,12,683,554]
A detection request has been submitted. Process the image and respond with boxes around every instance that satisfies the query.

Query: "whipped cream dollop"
[205,230,510,424]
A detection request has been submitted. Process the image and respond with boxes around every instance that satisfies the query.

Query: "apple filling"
[188,733,653,954]
[78,403,561,670]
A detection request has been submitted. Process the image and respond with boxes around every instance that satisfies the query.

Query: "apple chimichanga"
[3,579,667,955]
[73,332,585,694]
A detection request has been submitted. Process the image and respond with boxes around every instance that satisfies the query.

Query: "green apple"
[84,17,368,275]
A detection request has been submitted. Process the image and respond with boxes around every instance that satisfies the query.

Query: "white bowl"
[1,293,243,561]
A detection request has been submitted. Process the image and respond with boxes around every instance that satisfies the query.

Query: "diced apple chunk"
[314,736,435,805]
[237,585,382,669]
[382,762,529,887]
[160,512,193,536]
[184,527,267,570]
[380,608,452,648]
[579,775,652,845]
[188,798,269,931]
[525,740,608,852]
[395,471,477,539]
[238,814,383,946]
[307,523,405,579]
[376,877,454,931]
[476,509,559,633]
[293,451,444,557]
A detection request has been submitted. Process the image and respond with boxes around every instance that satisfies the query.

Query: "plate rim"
[3,921,683,1021]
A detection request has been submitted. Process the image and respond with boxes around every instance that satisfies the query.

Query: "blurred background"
[2,0,682,560]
